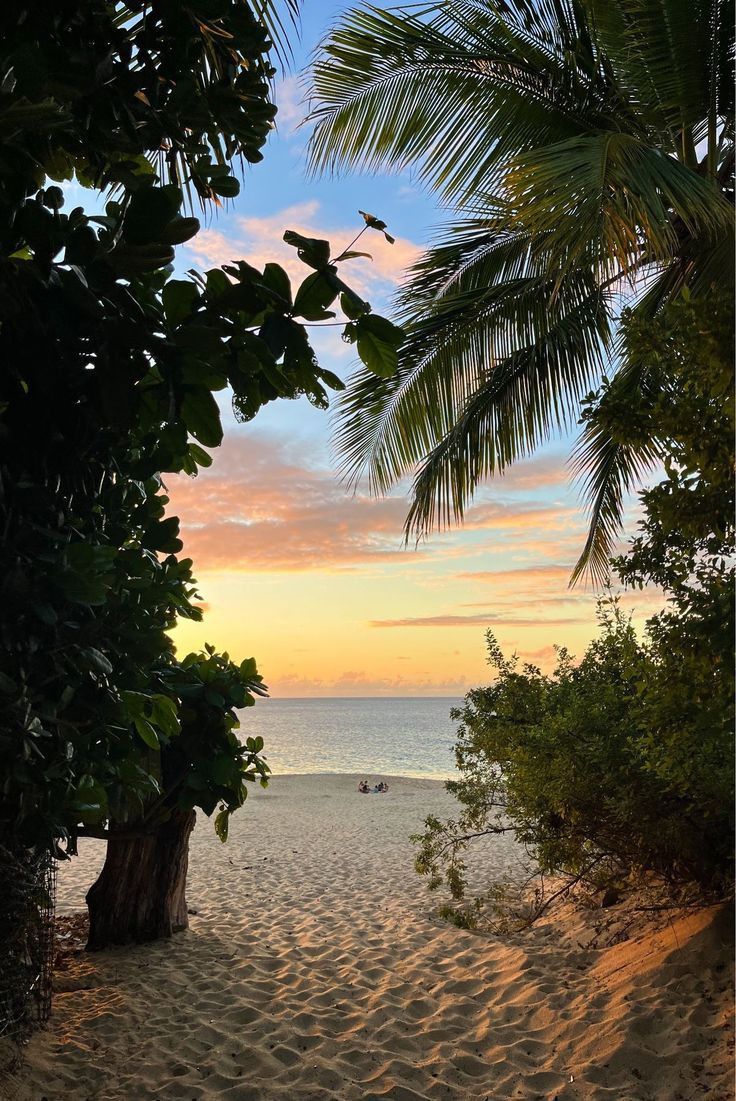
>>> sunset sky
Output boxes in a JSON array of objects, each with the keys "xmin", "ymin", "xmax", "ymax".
[{"xmin": 167, "ymin": 2, "xmax": 663, "ymax": 696}]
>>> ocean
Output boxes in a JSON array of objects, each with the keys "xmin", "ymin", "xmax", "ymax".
[{"xmin": 235, "ymin": 696, "xmax": 463, "ymax": 781}]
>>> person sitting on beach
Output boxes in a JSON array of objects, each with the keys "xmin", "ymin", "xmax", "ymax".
[
  {"xmin": 373, "ymin": 782, "xmax": 388, "ymax": 793},
  {"xmin": 358, "ymin": 780, "xmax": 370, "ymax": 793}
]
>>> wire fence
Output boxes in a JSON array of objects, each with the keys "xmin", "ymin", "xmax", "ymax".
[{"xmin": 0, "ymin": 843, "xmax": 56, "ymax": 1040}]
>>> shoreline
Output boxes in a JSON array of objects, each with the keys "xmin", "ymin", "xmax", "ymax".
[
  {"xmin": 7, "ymin": 773, "xmax": 733, "ymax": 1101},
  {"xmin": 248, "ymin": 769, "xmax": 457, "ymax": 784}
]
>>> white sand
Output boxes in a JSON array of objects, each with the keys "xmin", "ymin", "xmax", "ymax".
[{"xmin": 6, "ymin": 774, "xmax": 734, "ymax": 1100}]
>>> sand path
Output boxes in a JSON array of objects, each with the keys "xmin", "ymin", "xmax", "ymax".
[{"xmin": 7, "ymin": 775, "xmax": 733, "ymax": 1101}]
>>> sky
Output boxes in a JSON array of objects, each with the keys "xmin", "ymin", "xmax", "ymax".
[{"xmin": 166, "ymin": 1, "xmax": 662, "ymax": 697}]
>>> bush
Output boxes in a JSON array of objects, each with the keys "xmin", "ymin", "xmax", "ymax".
[{"xmin": 416, "ymin": 295, "xmax": 734, "ymax": 910}]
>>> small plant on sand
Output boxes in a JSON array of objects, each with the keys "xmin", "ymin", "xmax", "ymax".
[{"xmin": 436, "ymin": 901, "xmax": 481, "ymax": 931}]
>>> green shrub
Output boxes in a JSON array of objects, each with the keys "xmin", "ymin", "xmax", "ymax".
[{"xmin": 416, "ymin": 295, "xmax": 734, "ymax": 908}]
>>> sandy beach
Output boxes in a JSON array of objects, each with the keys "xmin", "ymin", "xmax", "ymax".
[{"xmin": 5, "ymin": 774, "xmax": 733, "ymax": 1101}]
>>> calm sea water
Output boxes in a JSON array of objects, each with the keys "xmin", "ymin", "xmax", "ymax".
[{"xmin": 236, "ymin": 697, "xmax": 463, "ymax": 781}]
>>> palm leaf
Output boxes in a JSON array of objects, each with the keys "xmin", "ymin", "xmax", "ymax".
[
  {"xmin": 334, "ymin": 232, "xmax": 610, "ymax": 522},
  {"xmin": 570, "ymin": 425, "xmax": 661, "ymax": 586},
  {"xmin": 315, "ymin": 0, "xmax": 734, "ymax": 582},
  {"xmin": 403, "ymin": 283, "xmax": 611, "ymax": 538},
  {"xmin": 308, "ymin": 1, "xmax": 632, "ymax": 204},
  {"xmin": 250, "ymin": 0, "xmax": 301, "ymax": 66}
]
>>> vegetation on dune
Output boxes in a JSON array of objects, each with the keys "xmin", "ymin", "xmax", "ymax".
[
  {"xmin": 0, "ymin": 0, "xmax": 402, "ymax": 958},
  {"xmin": 308, "ymin": 0, "xmax": 734, "ymax": 580},
  {"xmin": 414, "ymin": 297, "xmax": 734, "ymax": 920}
]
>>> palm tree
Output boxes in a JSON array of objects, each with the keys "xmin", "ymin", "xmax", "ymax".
[{"xmin": 307, "ymin": 0, "xmax": 734, "ymax": 581}]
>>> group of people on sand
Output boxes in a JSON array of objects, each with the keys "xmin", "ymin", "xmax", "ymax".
[{"xmin": 357, "ymin": 780, "xmax": 389, "ymax": 794}]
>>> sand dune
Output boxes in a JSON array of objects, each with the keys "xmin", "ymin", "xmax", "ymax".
[{"xmin": 5, "ymin": 774, "xmax": 733, "ymax": 1100}]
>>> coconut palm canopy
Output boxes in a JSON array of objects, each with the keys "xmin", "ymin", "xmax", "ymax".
[{"xmin": 308, "ymin": 0, "xmax": 734, "ymax": 581}]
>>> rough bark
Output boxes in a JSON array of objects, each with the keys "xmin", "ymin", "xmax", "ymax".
[{"xmin": 86, "ymin": 808, "xmax": 195, "ymax": 949}]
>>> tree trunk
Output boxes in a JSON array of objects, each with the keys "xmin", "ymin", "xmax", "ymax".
[{"xmin": 86, "ymin": 808, "xmax": 195, "ymax": 949}]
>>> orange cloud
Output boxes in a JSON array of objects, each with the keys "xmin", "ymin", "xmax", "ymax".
[
  {"xmin": 166, "ymin": 433, "xmax": 580, "ymax": 574},
  {"xmin": 167, "ymin": 432, "xmax": 414, "ymax": 571},
  {"xmin": 485, "ymin": 452, "xmax": 571, "ymax": 491},
  {"xmin": 270, "ymin": 670, "xmax": 472, "ymax": 695},
  {"xmin": 458, "ymin": 564, "xmax": 573, "ymax": 584},
  {"xmin": 520, "ymin": 645, "xmax": 560, "ymax": 666},
  {"xmin": 370, "ymin": 613, "xmax": 589, "ymax": 628},
  {"xmin": 452, "ymin": 561, "xmax": 667, "ymax": 630},
  {"xmin": 461, "ymin": 503, "xmax": 578, "ymax": 534}
]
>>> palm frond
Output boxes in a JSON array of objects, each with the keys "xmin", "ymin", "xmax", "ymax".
[
  {"xmin": 506, "ymin": 131, "xmax": 733, "ymax": 284},
  {"xmin": 570, "ymin": 423, "xmax": 660, "ymax": 585},
  {"xmin": 402, "ymin": 284, "xmax": 611, "ymax": 538},
  {"xmin": 318, "ymin": 0, "xmax": 734, "ymax": 581},
  {"xmin": 249, "ymin": 0, "xmax": 300, "ymax": 66},
  {"xmin": 333, "ymin": 218, "xmax": 610, "ymax": 495},
  {"xmin": 308, "ymin": 1, "xmax": 630, "ymax": 203},
  {"xmin": 594, "ymin": 0, "xmax": 734, "ymax": 153}
]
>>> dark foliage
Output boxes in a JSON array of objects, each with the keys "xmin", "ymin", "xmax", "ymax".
[{"xmin": 0, "ymin": 2, "xmax": 402, "ymax": 857}]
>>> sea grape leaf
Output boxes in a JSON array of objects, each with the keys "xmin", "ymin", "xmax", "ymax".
[{"xmin": 283, "ymin": 230, "xmax": 331, "ymax": 270}]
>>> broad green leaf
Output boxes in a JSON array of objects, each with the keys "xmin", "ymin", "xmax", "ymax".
[
  {"xmin": 210, "ymin": 756, "xmax": 238, "ymax": 785},
  {"xmin": 135, "ymin": 716, "xmax": 160, "ymax": 749},
  {"xmin": 260, "ymin": 263, "xmax": 292, "ymax": 306},
  {"xmin": 356, "ymin": 323, "xmax": 400, "ymax": 379},
  {"xmin": 162, "ymin": 280, "xmax": 198, "ymax": 326},
  {"xmin": 121, "ymin": 691, "xmax": 146, "ymax": 718},
  {"xmin": 214, "ymin": 809, "xmax": 230, "ymax": 842},
  {"xmin": 283, "ymin": 230, "xmax": 331, "ymax": 270},
  {"xmin": 206, "ymin": 268, "xmax": 231, "ymax": 298},
  {"xmin": 188, "ymin": 442, "xmax": 213, "ymax": 468},
  {"xmin": 210, "ymin": 175, "xmax": 240, "ymax": 198},
  {"xmin": 59, "ymin": 572, "xmax": 110, "ymax": 604},
  {"xmin": 239, "ymin": 657, "xmax": 258, "ymax": 678},
  {"xmin": 259, "ymin": 313, "xmax": 291, "ymax": 359},
  {"xmin": 74, "ymin": 777, "xmax": 109, "ymax": 825},
  {"xmin": 109, "ymin": 242, "xmax": 176, "ymax": 274},
  {"xmin": 173, "ymin": 325, "xmax": 224, "ymax": 357},
  {"xmin": 160, "ymin": 216, "xmax": 200, "ymax": 246},
  {"xmin": 84, "ymin": 648, "xmax": 113, "ymax": 676},
  {"xmin": 123, "ymin": 185, "xmax": 182, "ymax": 245},
  {"xmin": 359, "ymin": 313, "xmax": 405, "ymax": 346},
  {"xmin": 181, "ymin": 389, "xmax": 224, "ymax": 447},
  {"xmin": 292, "ymin": 271, "xmax": 339, "ymax": 320},
  {"xmin": 318, "ymin": 367, "xmax": 345, "ymax": 392},
  {"xmin": 150, "ymin": 695, "xmax": 180, "ymax": 738},
  {"xmin": 340, "ymin": 289, "xmax": 370, "ymax": 320}
]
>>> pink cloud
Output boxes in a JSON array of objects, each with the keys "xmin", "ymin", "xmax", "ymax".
[
  {"xmin": 452, "ymin": 561, "xmax": 666, "ymax": 627},
  {"xmin": 520, "ymin": 644, "xmax": 560, "ymax": 665},
  {"xmin": 167, "ymin": 432, "xmax": 415, "ymax": 571},
  {"xmin": 461, "ymin": 503, "xmax": 578, "ymax": 534},
  {"xmin": 166, "ymin": 432, "xmax": 580, "ymax": 574},
  {"xmin": 485, "ymin": 452, "xmax": 570, "ymax": 491},
  {"xmin": 184, "ymin": 200, "xmax": 419, "ymax": 302}
]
